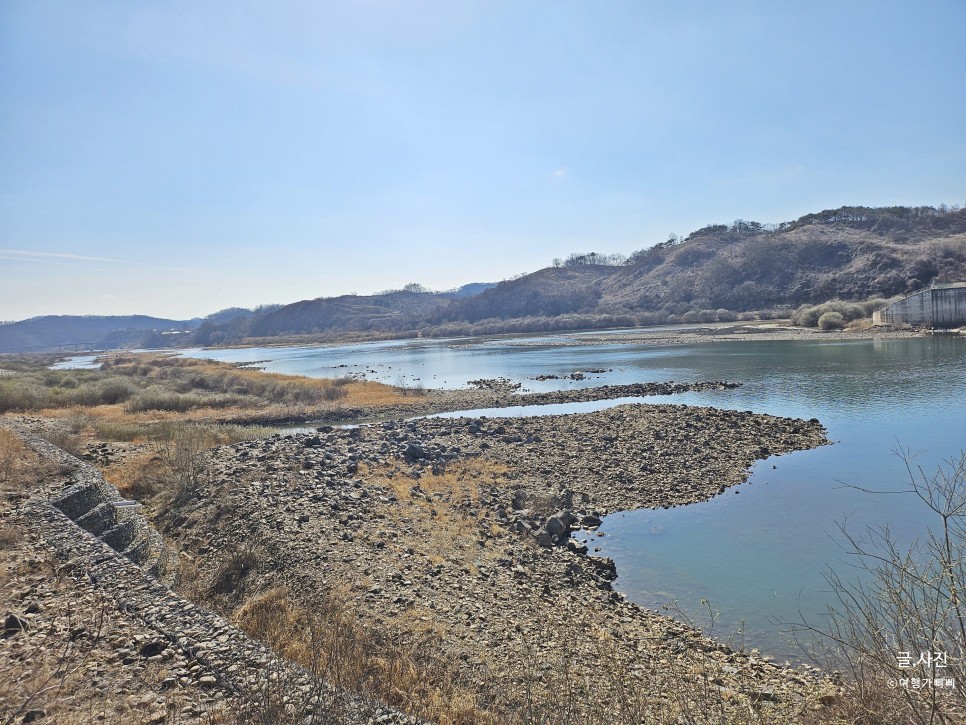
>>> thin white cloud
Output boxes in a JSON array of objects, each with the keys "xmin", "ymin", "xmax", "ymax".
[
  {"xmin": 552, "ymin": 168, "xmax": 568, "ymax": 180},
  {"xmin": 0, "ymin": 249, "xmax": 192, "ymax": 273},
  {"xmin": 0, "ymin": 249, "xmax": 129, "ymax": 263}
]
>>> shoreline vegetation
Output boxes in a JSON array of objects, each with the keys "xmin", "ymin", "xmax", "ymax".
[
  {"xmin": 171, "ymin": 315, "xmax": 940, "ymax": 352},
  {"xmin": 2, "ymin": 330, "xmax": 964, "ymax": 722}
]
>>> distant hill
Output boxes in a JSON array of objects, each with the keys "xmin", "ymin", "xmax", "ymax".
[
  {"xmin": 0, "ymin": 306, "xmax": 290, "ymax": 354},
  {"xmin": 195, "ymin": 305, "xmax": 283, "ymax": 326},
  {"xmin": 0, "ymin": 315, "xmax": 191, "ymax": 353},
  {"xmin": 429, "ymin": 205, "xmax": 966, "ymax": 331},
  {"xmin": 192, "ymin": 285, "xmax": 497, "ymax": 345},
  {"xmin": 431, "ymin": 267, "xmax": 613, "ymax": 323},
  {"xmin": 247, "ymin": 291, "xmax": 450, "ymax": 338},
  {"xmin": 594, "ymin": 206, "xmax": 966, "ymax": 313},
  {"xmin": 5, "ymin": 206, "xmax": 964, "ymax": 353},
  {"xmin": 438, "ymin": 282, "xmax": 498, "ymax": 299},
  {"xmin": 161, "ymin": 205, "xmax": 966, "ymax": 345}
]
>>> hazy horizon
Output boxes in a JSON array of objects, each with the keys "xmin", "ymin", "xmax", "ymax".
[{"xmin": 3, "ymin": 1, "xmax": 964, "ymax": 320}]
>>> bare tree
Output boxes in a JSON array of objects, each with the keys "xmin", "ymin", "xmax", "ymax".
[{"xmin": 793, "ymin": 449, "xmax": 966, "ymax": 724}]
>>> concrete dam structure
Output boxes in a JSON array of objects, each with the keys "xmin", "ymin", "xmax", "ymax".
[{"xmin": 873, "ymin": 282, "xmax": 966, "ymax": 328}]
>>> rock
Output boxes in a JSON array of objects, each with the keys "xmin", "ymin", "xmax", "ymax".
[
  {"xmin": 533, "ymin": 529, "xmax": 554, "ymax": 548},
  {"xmin": 2, "ymin": 613, "xmax": 28, "ymax": 637},
  {"xmin": 403, "ymin": 442, "xmax": 427, "ymax": 462},
  {"xmin": 590, "ymin": 557, "xmax": 618, "ymax": 580},
  {"xmin": 545, "ymin": 517, "xmax": 567, "ymax": 536},
  {"xmin": 750, "ymin": 686, "xmax": 778, "ymax": 702},
  {"xmin": 567, "ymin": 539, "xmax": 588, "ymax": 555},
  {"xmin": 139, "ymin": 640, "xmax": 165, "ymax": 658},
  {"xmin": 545, "ymin": 510, "xmax": 576, "ymax": 536}
]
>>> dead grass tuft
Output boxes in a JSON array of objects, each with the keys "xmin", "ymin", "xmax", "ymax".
[
  {"xmin": 100, "ymin": 451, "xmax": 165, "ymax": 500},
  {"xmin": 233, "ymin": 586, "xmax": 496, "ymax": 724},
  {"xmin": 0, "ymin": 427, "xmax": 27, "ymax": 483}
]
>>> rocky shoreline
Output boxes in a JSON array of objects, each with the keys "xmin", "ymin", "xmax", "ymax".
[
  {"xmin": 204, "ymin": 320, "xmax": 934, "ymax": 355},
  {"xmin": 242, "ymin": 379, "xmax": 744, "ymax": 426},
  {"xmin": 3, "ymin": 372, "xmax": 844, "ymax": 722},
  {"xmin": 151, "ymin": 398, "xmax": 836, "ymax": 720}
]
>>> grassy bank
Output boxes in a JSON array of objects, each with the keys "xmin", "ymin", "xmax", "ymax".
[{"xmin": 0, "ymin": 353, "xmax": 416, "ymax": 429}]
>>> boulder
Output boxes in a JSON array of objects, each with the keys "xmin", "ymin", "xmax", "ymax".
[
  {"xmin": 545, "ymin": 517, "xmax": 567, "ymax": 536},
  {"xmin": 2, "ymin": 613, "xmax": 28, "ymax": 637},
  {"xmin": 403, "ymin": 442, "xmax": 427, "ymax": 462},
  {"xmin": 533, "ymin": 529, "xmax": 554, "ymax": 548},
  {"xmin": 567, "ymin": 539, "xmax": 588, "ymax": 555}
]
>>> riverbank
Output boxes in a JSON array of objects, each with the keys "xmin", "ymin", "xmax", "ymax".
[
  {"xmin": 199, "ymin": 319, "xmax": 935, "ymax": 354},
  {"xmin": 128, "ymin": 401, "xmax": 837, "ymax": 722},
  {"xmin": 7, "ymin": 332, "xmax": 964, "ymax": 722}
]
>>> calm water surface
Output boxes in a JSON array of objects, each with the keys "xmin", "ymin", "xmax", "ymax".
[{"xmin": 173, "ymin": 334, "xmax": 966, "ymax": 661}]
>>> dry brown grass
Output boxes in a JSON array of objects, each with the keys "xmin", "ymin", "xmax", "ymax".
[
  {"xmin": 3, "ymin": 353, "xmax": 417, "ymax": 427},
  {"xmin": 100, "ymin": 451, "xmax": 164, "ymax": 499},
  {"xmin": 362, "ymin": 459, "xmax": 509, "ymax": 567},
  {"xmin": 0, "ymin": 426, "xmax": 27, "ymax": 483},
  {"xmin": 0, "ymin": 427, "xmax": 52, "ymax": 502},
  {"xmin": 233, "ymin": 586, "xmax": 495, "ymax": 725},
  {"xmin": 367, "ymin": 458, "xmax": 507, "ymax": 503},
  {"xmin": 206, "ymin": 460, "xmax": 514, "ymax": 723}
]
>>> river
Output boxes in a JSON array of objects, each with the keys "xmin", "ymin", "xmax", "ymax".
[{"xmin": 99, "ymin": 332, "xmax": 966, "ymax": 661}]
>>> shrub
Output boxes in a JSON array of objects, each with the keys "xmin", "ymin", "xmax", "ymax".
[
  {"xmin": 40, "ymin": 429, "xmax": 83, "ymax": 457},
  {"xmin": 0, "ymin": 381, "xmax": 42, "ymax": 413},
  {"xmin": 321, "ymin": 383, "xmax": 348, "ymax": 402},
  {"xmin": 125, "ymin": 389, "xmax": 196, "ymax": 412},
  {"xmin": 212, "ymin": 546, "xmax": 260, "ymax": 596},
  {"xmin": 124, "ymin": 388, "xmax": 253, "ymax": 412},
  {"xmin": 93, "ymin": 421, "xmax": 152, "ymax": 442},
  {"xmin": 95, "ymin": 377, "xmax": 137, "ymax": 404},
  {"xmin": 792, "ymin": 299, "xmax": 872, "ymax": 327},
  {"xmin": 859, "ymin": 297, "xmax": 889, "ymax": 316},
  {"xmin": 151, "ymin": 422, "xmax": 211, "ymax": 503},
  {"xmin": 818, "ymin": 311, "xmax": 846, "ymax": 330}
]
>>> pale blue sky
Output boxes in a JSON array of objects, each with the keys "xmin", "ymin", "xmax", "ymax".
[{"xmin": 1, "ymin": 0, "xmax": 964, "ymax": 320}]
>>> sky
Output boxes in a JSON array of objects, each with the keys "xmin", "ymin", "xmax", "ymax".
[{"xmin": 1, "ymin": 0, "xmax": 964, "ymax": 321}]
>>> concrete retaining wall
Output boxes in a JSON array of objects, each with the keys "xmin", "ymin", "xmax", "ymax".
[{"xmin": 873, "ymin": 284, "xmax": 966, "ymax": 327}]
